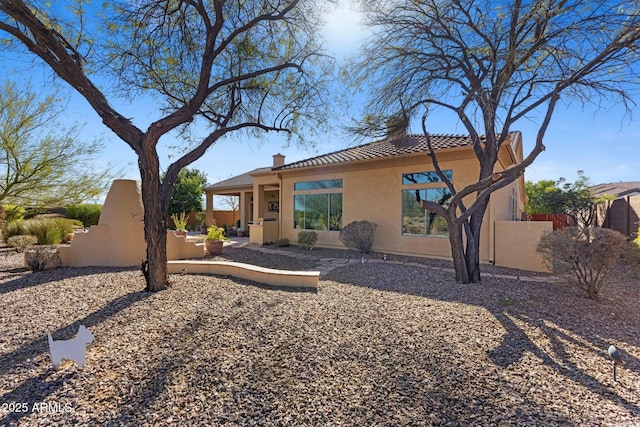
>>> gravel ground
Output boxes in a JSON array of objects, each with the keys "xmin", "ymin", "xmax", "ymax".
[{"xmin": 0, "ymin": 246, "xmax": 639, "ymax": 426}]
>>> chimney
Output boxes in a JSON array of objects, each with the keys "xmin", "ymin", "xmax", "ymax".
[
  {"xmin": 273, "ymin": 153, "xmax": 285, "ymax": 167},
  {"xmin": 386, "ymin": 111, "xmax": 409, "ymax": 140}
]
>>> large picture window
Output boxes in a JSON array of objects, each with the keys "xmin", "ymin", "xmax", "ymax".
[
  {"xmin": 294, "ymin": 193, "xmax": 342, "ymax": 230},
  {"xmin": 402, "ymin": 188, "xmax": 451, "ymax": 236}
]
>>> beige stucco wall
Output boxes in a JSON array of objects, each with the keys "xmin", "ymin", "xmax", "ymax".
[
  {"xmin": 278, "ymin": 149, "xmax": 518, "ymax": 263},
  {"xmin": 494, "ymin": 221, "xmax": 552, "ymax": 272},
  {"xmin": 59, "ymin": 179, "xmax": 204, "ymax": 267},
  {"xmin": 168, "ymin": 260, "xmax": 319, "ymax": 289}
]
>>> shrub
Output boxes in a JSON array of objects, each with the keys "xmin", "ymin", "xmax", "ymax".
[
  {"xmin": 339, "ymin": 220, "xmax": 378, "ymax": 253},
  {"xmin": 206, "ymin": 220, "xmax": 227, "ymax": 241},
  {"xmin": 171, "ymin": 211, "xmax": 189, "ymax": 231},
  {"xmin": 0, "ymin": 205, "xmax": 4, "ymax": 231},
  {"xmin": 25, "ymin": 246, "xmax": 61, "ymax": 272},
  {"xmin": 298, "ymin": 231, "xmax": 318, "ymax": 250},
  {"xmin": 65, "ymin": 204, "xmax": 102, "ymax": 226},
  {"xmin": 275, "ymin": 238, "xmax": 290, "ymax": 247},
  {"xmin": 2, "ymin": 205, "xmax": 25, "ymax": 223},
  {"xmin": 537, "ymin": 226, "xmax": 628, "ymax": 299},
  {"xmin": 3, "ymin": 218, "xmax": 79, "ymax": 245},
  {"xmin": 7, "ymin": 235, "xmax": 37, "ymax": 252}
]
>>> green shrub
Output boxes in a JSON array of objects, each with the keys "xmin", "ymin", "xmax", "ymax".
[
  {"xmin": 3, "ymin": 218, "xmax": 79, "ymax": 245},
  {"xmin": 7, "ymin": 235, "xmax": 38, "ymax": 252},
  {"xmin": 65, "ymin": 204, "xmax": 101, "ymax": 227},
  {"xmin": 3, "ymin": 205, "xmax": 25, "ymax": 223},
  {"xmin": 206, "ymin": 220, "xmax": 227, "ymax": 241},
  {"xmin": 275, "ymin": 238, "xmax": 290, "ymax": 247},
  {"xmin": 537, "ymin": 226, "xmax": 628, "ymax": 299},
  {"xmin": 171, "ymin": 211, "xmax": 189, "ymax": 231},
  {"xmin": 339, "ymin": 220, "xmax": 378, "ymax": 253},
  {"xmin": 0, "ymin": 205, "xmax": 4, "ymax": 231},
  {"xmin": 298, "ymin": 231, "xmax": 318, "ymax": 250}
]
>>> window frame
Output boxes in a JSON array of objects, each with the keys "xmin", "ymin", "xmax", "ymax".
[
  {"xmin": 293, "ymin": 179, "xmax": 343, "ymax": 231},
  {"xmin": 401, "ymin": 170, "xmax": 452, "ymax": 237}
]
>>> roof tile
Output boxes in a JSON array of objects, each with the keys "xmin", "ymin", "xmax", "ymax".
[{"xmin": 274, "ymin": 134, "xmax": 480, "ymax": 170}]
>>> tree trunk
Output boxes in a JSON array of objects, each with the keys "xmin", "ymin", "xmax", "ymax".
[
  {"xmin": 449, "ymin": 220, "xmax": 470, "ymax": 283},
  {"xmin": 464, "ymin": 196, "xmax": 490, "ymax": 283},
  {"xmin": 139, "ymin": 148, "xmax": 169, "ymax": 292}
]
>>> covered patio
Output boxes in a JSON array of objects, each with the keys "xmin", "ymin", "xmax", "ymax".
[{"xmin": 203, "ymin": 154, "xmax": 284, "ymax": 244}]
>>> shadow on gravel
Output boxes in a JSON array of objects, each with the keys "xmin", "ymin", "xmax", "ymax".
[
  {"xmin": 0, "ymin": 290, "xmax": 150, "ymax": 424},
  {"xmin": 0, "ymin": 266, "xmax": 137, "ymax": 296},
  {"xmin": 103, "ymin": 315, "xmax": 211, "ymax": 425},
  {"xmin": 323, "ymin": 263, "xmax": 640, "ymax": 420}
]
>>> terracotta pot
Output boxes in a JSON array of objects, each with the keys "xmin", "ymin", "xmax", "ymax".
[
  {"xmin": 174, "ymin": 230, "xmax": 188, "ymax": 238},
  {"xmin": 205, "ymin": 239, "xmax": 223, "ymax": 256}
]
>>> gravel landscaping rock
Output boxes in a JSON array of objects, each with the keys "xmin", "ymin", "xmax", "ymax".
[{"xmin": 0, "ymin": 246, "xmax": 638, "ymax": 426}]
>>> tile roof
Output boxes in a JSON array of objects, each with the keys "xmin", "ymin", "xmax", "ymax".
[
  {"xmin": 273, "ymin": 134, "xmax": 479, "ymax": 171},
  {"xmin": 590, "ymin": 182, "xmax": 640, "ymax": 198},
  {"xmin": 203, "ymin": 167, "xmax": 271, "ymax": 190}
]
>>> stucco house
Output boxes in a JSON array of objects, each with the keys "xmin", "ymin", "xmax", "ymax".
[{"xmin": 204, "ymin": 131, "xmax": 549, "ymax": 271}]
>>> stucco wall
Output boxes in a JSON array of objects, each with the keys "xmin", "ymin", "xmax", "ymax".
[
  {"xmin": 59, "ymin": 180, "xmax": 204, "ymax": 267},
  {"xmin": 279, "ymin": 151, "xmax": 519, "ymax": 263},
  {"xmin": 494, "ymin": 221, "xmax": 552, "ymax": 272}
]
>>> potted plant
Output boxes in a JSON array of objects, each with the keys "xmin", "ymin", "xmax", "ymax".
[
  {"xmin": 171, "ymin": 212, "xmax": 189, "ymax": 237},
  {"xmin": 205, "ymin": 220, "xmax": 227, "ymax": 256}
]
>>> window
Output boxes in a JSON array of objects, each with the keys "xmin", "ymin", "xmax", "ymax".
[
  {"xmin": 294, "ymin": 193, "xmax": 342, "ymax": 230},
  {"xmin": 402, "ymin": 170, "xmax": 452, "ymax": 185},
  {"xmin": 294, "ymin": 179, "xmax": 343, "ymax": 191},
  {"xmin": 402, "ymin": 188, "xmax": 451, "ymax": 236},
  {"xmin": 508, "ymin": 187, "xmax": 519, "ymax": 221},
  {"xmin": 402, "ymin": 170, "xmax": 452, "ymax": 236}
]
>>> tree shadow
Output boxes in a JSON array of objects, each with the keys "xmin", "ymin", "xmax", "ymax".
[
  {"xmin": 0, "ymin": 265, "xmax": 138, "ymax": 296},
  {"xmin": 0, "ymin": 288, "xmax": 150, "ymax": 425},
  {"xmin": 103, "ymin": 314, "xmax": 210, "ymax": 425},
  {"xmin": 323, "ymin": 263, "xmax": 640, "ymax": 419}
]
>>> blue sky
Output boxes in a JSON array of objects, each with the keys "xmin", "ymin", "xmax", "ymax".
[{"xmin": 2, "ymin": 2, "xmax": 639, "ymax": 195}]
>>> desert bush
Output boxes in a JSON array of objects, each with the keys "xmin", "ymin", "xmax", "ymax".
[
  {"xmin": 2, "ymin": 205, "xmax": 25, "ymax": 223},
  {"xmin": 627, "ymin": 224, "xmax": 640, "ymax": 277},
  {"xmin": 298, "ymin": 231, "xmax": 318, "ymax": 250},
  {"xmin": 65, "ymin": 204, "xmax": 101, "ymax": 226},
  {"xmin": 537, "ymin": 226, "xmax": 628, "ymax": 299},
  {"xmin": 25, "ymin": 246, "xmax": 62, "ymax": 272},
  {"xmin": 7, "ymin": 235, "xmax": 38, "ymax": 252},
  {"xmin": 339, "ymin": 220, "xmax": 378, "ymax": 253},
  {"xmin": 275, "ymin": 238, "xmax": 290, "ymax": 247},
  {"xmin": 3, "ymin": 218, "xmax": 79, "ymax": 244}
]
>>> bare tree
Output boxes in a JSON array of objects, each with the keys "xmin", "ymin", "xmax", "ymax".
[
  {"xmin": 218, "ymin": 195, "xmax": 240, "ymax": 226},
  {"xmin": 0, "ymin": 0, "xmax": 332, "ymax": 290},
  {"xmin": 349, "ymin": 0, "xmax": 640, "ymax": 283}
]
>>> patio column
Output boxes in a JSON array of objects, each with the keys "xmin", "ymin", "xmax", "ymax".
[
  {"xmin": 239, "ymin": 191, "xmax": 247, "ymax": 228},
  {"xmin": 254, "ymin": 183, "xmax": 265, "ymax": 223},
  {"xmin": 205, "ymin": 191, "xmax": 214, "ymax": 226}
]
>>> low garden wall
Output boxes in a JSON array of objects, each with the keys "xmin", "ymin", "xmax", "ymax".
[{"xmin": 494, "ymin": 220, "xmax": 552, "ymax": 272}]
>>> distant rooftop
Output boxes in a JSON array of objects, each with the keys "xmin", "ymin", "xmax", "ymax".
[
  {"xmin": 273, "ymin": 134, "xmax": 480, "ymax": 171},
  {"xmin": 591, "ymin": 182, "xmax": 640, "ymax": 198}
]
